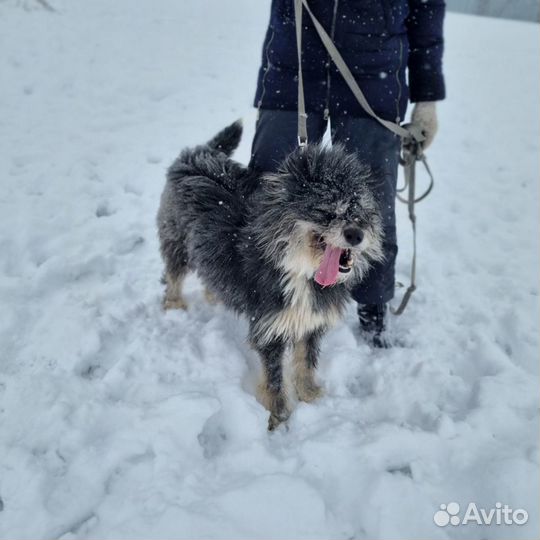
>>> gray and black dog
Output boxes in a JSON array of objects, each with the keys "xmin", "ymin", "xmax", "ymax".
[{"xmin": 157, "ymin": 121, "xmax": 384, "ymax": 430}]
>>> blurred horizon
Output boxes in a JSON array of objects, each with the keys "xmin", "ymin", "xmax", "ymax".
[{"xmin": 448, "ymin": 0, "xmax": 539, "ymax": 23}]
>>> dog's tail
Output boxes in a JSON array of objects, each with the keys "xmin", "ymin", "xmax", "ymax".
[
  {"xmin": 167, "ymin": 120, "xmax": 245, "ymax": 192},
  {"xmin": 207, "ymin": 120, "xmax": 243, "ymax": 157}
]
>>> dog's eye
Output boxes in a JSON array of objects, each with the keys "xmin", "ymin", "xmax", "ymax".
[
  {"xmin": 326, "ymin": 213, "xmax": 336, "ymax": 223},
  {"xmin": 310, "ymin": 207, "xmax": 337, "ymax": 226}
]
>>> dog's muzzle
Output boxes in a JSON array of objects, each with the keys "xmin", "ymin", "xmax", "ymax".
[
  {"xmin": 314, "ymin": 235, "xmax": 354, "ymax": 273},
  {"xmin": 312, "ymin": 233, "xmax": 356, "ymax": 287}
]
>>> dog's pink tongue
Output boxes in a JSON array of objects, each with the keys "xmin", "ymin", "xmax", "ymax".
[{"xmin": 315, "ymin": 245, "xmax": 342, "ymax": 287}]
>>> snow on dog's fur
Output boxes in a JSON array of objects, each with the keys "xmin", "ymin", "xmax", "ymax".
[{"xmin": 157, "ymin": 121, "xmax": 383, "ymax": 430}]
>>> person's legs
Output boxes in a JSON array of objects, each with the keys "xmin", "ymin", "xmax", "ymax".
[
  {"xmin": 251, "ymin": 111, "xmax": 399, "ymax": 347},
  {"xmin": 250, "ymin": 109, "xmax": 327, "ymax": 173},
  {"xmin": 331, "ymin": 116, "xmax": 400, "ymax": 305}
]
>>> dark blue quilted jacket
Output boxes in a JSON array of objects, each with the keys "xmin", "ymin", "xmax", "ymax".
[{"xmin": 254, "ymin": 0, "xmax": 446, "ymax": 122}]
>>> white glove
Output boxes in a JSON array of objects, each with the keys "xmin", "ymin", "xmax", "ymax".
[{"xmin": 410, "ymin": 101, "xmax": 438, "ymax": 150}]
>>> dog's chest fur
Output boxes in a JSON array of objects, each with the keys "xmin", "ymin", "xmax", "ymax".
[{"xmin": 257, "ymin": 272, "xmax": 343, "ymax": 344}]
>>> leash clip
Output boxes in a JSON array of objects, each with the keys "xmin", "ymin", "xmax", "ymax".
[{"xmin": 298, "ymin": 135, "xmax": 308, "ymax": 150}]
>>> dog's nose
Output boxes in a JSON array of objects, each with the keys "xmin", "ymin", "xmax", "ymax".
[{"xmin": 343, "ymin": 225, "xmax": 364, "ymax": 246}]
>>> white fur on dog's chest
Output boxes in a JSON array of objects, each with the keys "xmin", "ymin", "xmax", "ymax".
[{"xmin": 258, "ymin": 274, "xmax": 341, "ymax": 344}]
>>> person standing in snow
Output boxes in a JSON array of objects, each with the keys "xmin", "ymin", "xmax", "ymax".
[{"xmin": 250, "ymin": 0, "xmax": 445, "ymax": 347}]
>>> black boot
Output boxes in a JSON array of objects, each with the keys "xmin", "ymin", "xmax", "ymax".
[{"xmin": 358, "ymin": 303, "xmax": 390, "ymax": 348}]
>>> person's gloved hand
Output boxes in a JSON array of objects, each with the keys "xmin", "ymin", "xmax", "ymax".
[{"xmin": 410, "ymin": 101, "xmax": 438, "ymax": 150}]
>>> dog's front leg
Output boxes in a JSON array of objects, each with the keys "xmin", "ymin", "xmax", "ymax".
[
  {"xmin": 293, "ymin": 330, "xmax": 324, "ymax": 403},
  {"xmin": 252, "ymin": 337, "xmax": 290, "ymax": 431}
]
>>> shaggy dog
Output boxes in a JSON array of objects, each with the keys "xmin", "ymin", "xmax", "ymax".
[{"xmin": 157, "ymin": 121, "xmax": 383, "ymax": 430}]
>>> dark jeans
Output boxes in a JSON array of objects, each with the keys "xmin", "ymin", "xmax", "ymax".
[{"xmin": 250, "ymin": 109, "xmax": 400, "ymax": 305}]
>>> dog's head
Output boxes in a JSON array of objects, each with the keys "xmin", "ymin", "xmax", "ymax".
[{"xmin": 256, "ymin": 144, "xmax": 384, "ymax": 287}]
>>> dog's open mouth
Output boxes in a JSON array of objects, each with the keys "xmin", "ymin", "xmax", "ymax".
[
  {"xmin": 313, "ymin": 235, "xmax": 354, "ymax": 286},
  {"xmin": 338, "ymin": 249, "xmax": 353, "ymax": 273}
]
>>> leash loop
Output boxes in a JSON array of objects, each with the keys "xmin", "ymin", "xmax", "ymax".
[{"xmin": 397, "ymin": 123, "xmax": 434, "ymax": 204}]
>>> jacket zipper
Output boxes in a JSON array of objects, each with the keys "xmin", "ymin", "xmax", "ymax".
[
  {"xmin": 323, "ymin": 0, "xmax": 339, "ymax": 120},
  {"xmin": 394, "ymin": 37, "xmax": 403, "ymax": 124}
]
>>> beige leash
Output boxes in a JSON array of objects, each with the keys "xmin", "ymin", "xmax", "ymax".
[{"xmin": 293, "ymin": 0, "xmax": 434, "ymax": 314}]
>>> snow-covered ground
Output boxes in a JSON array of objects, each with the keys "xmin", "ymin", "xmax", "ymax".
[{"xmin": 0, "ymin": 1, "xmax": 539, "ymax": 539}]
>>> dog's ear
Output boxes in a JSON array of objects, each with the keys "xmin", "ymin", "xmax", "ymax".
[
  {"xmin": 280, "ymin": 147, "xmax": 311, "ymax": 185},
  {"xmin": 261, "ymin": 172, "xmax": 289, "ymax": 202}
]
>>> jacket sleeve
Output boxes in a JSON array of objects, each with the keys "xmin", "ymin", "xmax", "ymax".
[{"xmin": 406, "ymin": 0, "xmax": 446, "ymax": 102}]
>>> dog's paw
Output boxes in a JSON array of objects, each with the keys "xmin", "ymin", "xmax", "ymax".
[
  {"xmin": 295, "ymin": 378, "xmax": 324, "ymax": 403},
  {"xmin": 163, "ymin": 298, "xmax": 188, "ymax": 311},
  {"xmin": 268, "ymin": 411, "xmax": 290, "ymax": 431},
  {"xmin": 257, "ymin": 384, "xmax": 291, "ymax": 431}
]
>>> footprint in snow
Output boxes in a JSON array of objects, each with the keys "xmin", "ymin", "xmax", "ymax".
[
  {"xmin": 95, "ymin": 202, "xmax": 115, "ymax": 218},
  {"xmin": 198, "ymin": 412, "xmax": 227, "ymax": 459}
]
